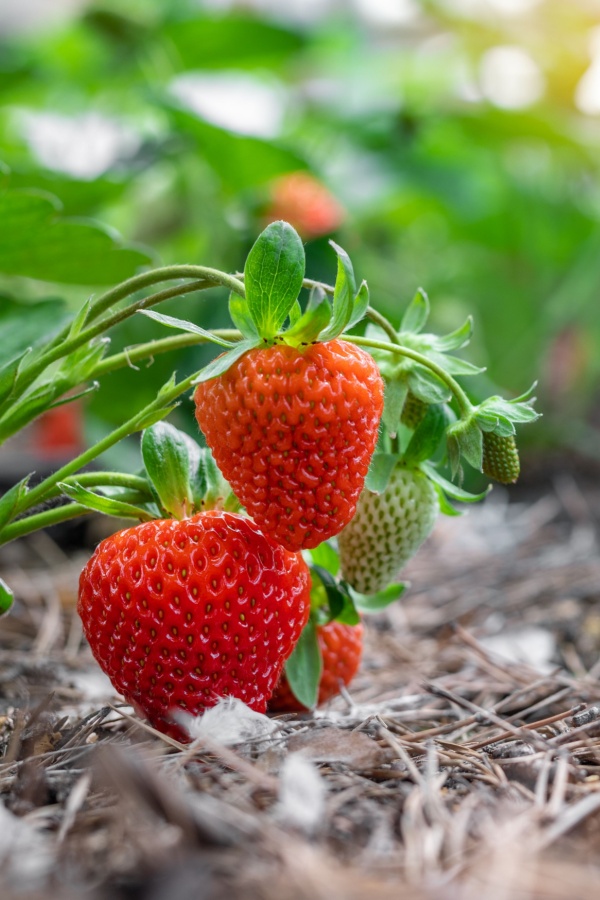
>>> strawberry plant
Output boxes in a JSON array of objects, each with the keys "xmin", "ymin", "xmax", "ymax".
[{"xmin": 0, "ymin": 217, "xmax": 539, "ymax": 725}]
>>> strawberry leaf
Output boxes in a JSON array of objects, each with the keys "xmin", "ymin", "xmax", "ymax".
[
  {"xmin": 365, "ymin": 453, "xmax": 397, "ymax": 494},
  {"xmin": 400, "ymin": 288, "xmax": 429, "ymax": 334},
  {"xmin": 317, "ymin": 240, "xmax": 356, "ymax": 341},
  {"xmin": 284, "ymin": 619, "xmax": 322, "ymax": 710},
  {"xmin": 403, "ymin": 404, "xmax": 447, "ymax": 466},
  {"xmin": 142, "ymin": 422, "xmax": 200, "ymax": 518},
  {"xmin": 139, "ymin": 310, "xmax": 237, "ymax": 348},
  {"xmin": 0, "ymin": 577, "xmax": 14, "ymax": 616},
  {"xmin": 312, "ymin": 566, "xmax": 361, "ymax": 625},
  {"xmin": 244, "ymin": 220, "xmax": 305, "ymax": 340},
  {"xmin": 58, "ymin": 482, "xmax": 155, "ymax": 521},
  {"xmin": 0, "ymin": 475, "xmax": 30, "ymax": 534},
  {"xmin": 308, "ymin": 541, "xmax": 340, "ymax": 577},
  {"xmin": 351, "ymin": 582, "xmax": 405, "ymax": 612}
]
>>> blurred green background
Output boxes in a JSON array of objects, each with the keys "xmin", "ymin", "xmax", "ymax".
[{"xmin": 1, "ymin": 0, "xmax": 600, "ymax": 474}]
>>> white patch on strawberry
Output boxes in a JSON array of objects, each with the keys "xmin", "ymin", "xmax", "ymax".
[{"xmin": 338, "ymin": 465, "xmax": 439, "ymax": 594}]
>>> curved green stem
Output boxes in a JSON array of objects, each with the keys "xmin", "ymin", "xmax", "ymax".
[
  {"xmin": 348, "ymin": 333, "xmax": 473, "ymax": 417},
  {"xmin": 92, "ymin": 330, "xmax": 242, "ymax": 378},
  {"xmin": 0, "ymin": 503, "xmax": 93, "ymax": 545},
  {"xmin": 365, "ymin": 307, "xmax": 401, "ymax": 345}
]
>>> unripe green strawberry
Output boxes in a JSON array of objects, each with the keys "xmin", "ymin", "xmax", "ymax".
[
  {"xmin": 193, "ymin": 340, "xmax": 384, "ymax": 552},
  {"xmin": 78, "ymin": 510, "xmax": 311, "ymax": 742},
  {"xmin": 269, "ymin": 620, "xmax": 363, "ymax": 712},
  {"xmin": 401, "ymin": 391, "xmax": 428, "ymax": 430},
  {"xmin": 338, "ymin": 465, "xmax": 439, "ymax": 595},
  {"xmin": 482, "ymin": 432, "xmax": 520, "ymax": 484}
]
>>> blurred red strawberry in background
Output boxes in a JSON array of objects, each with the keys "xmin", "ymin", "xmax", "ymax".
[{"xmin": 266, "ymin": 171, "xmax": 345, "ymax": 239}]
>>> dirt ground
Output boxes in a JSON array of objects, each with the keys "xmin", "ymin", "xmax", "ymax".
[{"xmin": 2, "ymin": 465, "xmax": 600, "ymax": 900}]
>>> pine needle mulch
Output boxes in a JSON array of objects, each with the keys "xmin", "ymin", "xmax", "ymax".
[{"xmin": 2, "ymin": 473, "xmax": 600, "ymax": 900}]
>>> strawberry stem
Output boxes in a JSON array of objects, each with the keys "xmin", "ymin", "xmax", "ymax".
[{"xmin": 349, "ymin": 333, "xmax": 473, "ymax": 417}]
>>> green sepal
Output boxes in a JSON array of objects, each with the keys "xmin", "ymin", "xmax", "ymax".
[
  {"xmin": 400, "ymin": 288, "xmax": 429, "ymax": 334},
  {"xmin": 229, "ymin": 291, "xmax": 259, "ymax": 341},
  {"xmin": 192, "ymin": 339, "xmax": 256, "ymax": 384},
  {"xmin": 429, "ymin": 317, "xmax": 473, "ymax": 352},
  {"xmin": 0, "ymin": 475, "xmax": 31, "ymax": 534},
  {"xmin": 288, "ymin": 298, "xmax": 302, "ymax": 327},
  {"xmin": 382, "ymin": 376, "xmax": 408, "ymax": 438},
  {"xmin": 311, "ymin": 566, "xmax": 360, "ymax": 626},
  {"xmin": 141, "ymin": 422, "xmax": 200, "ymax": 519},
  {"xmin": 350, "ymin": 582, "xmax": 406, "ymax": 612},
  {"xmin": 475, "ymin": 410, "xmax": 516, "ymax": 436},
  {"xmin": 58, "ymin": 482, "xmax": 155, "ymax": 521},
  {"xmin": 283, "ymin": 287, "xmax": 331, "ymax": 346},
  {"xmin": 447, "ymin": 418, "xmax": 483, "ymax": 473},
  {"xmin": 432, "ymin": 484, "xmax": 462, "ymax": 517},
  {"xmin": 202, "ymin": 447, "xmax": 233, "ymax": 510},
  {"xmin": 365, "ymin": 453, "xmax": 398, "ymax": 494},
  {"xmin": 403, "ymin": 404, "xmax": 447, "ymax": 466},
  {"xmin": 139, "ymin": 310, "xmax": 237, "ymax": 348},
  {"xmin": 407, "ymin": 364, "xmax": 452, "ymax": 404},
  {"xmin": 307, "ymin": 541, "xmax": 340, "ymax": 577},
  {"xmin": 317, "ymin": 240, "xmax": 356, "ymax": 341},
  {"xmin": 421, "ymin": 462, "xmax": 491, "ymax": 504},
  {"xmin": 0, "ymin": 348, "xmax": 31, "ymax": 409},
  {"xmin": 475, "ymin": 394, "xmax": 540, "ymax": 427},
  {"xmin": 0, "ymin": 577, "xmax": 14, "ymax": 616},
  {"xmin": 284, "ymin": 618, "xmax": 322, "ymax": 710},
  {"xmin": 66, "ymin": 298, "xmax": 92, "ymax": 340},
  {"xmin": 346, "ymin": 280, "xmax": 370, "ymax": 331},
  {"xmin": 244, "ymin": 220, "xmax": 305, "ymax": 340}
]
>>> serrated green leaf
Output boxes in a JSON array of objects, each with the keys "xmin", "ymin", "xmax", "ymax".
[
  {"xmin": 139, "ymin": 310, "xmax": 236, "ymax": 348},
  {"xmin": 382, "ymin": 376, "xmax": 408, "ymax": 438},
  {"xmin": 317, "ymin": 241, "xmax": 356, "ymax": 341},
  {"xmin": 346, "ymin": 280, "xmax": 370, "ymax": 331},
  {"xmin": 244, "ymin": 220, "xmax": 305, "ymax": 340},
  {"xmin": 365, "ymin": 453, "xmax": 397, "ymax": 494},
  {"xmin": 350, "ymin": 582, "xmax": 405, "ymax": 612},
  {"xmin": 0, "ymin": 475, "xmax": 31, "ymax": 533},
  {"xmin": 422, "ymin": 463, "xmax": 491, "ymax": 503},
  {"xmin": 192, "ymin": 339, "xmax": 256, "ymax": 384},
  {"xmin": 0, "ymin": 577, "xmax": 14, "ymax": 616},
  {"xmin": 284, "ymin": 619, "xmax": 322, "ymax": 710},
  {"xmin": 58, "ymin": 482, "xmax": 155, "ymax": 521},
  {"xmin": 400, "ymin": 288, "xmax": 429, "ymax": 334},
  {"xmin": 142, "ymin": 422, "xmax": 201, "ymax": 518},
  {"xmin": 228, "ymin": 291, "xmax": 258, "ymax": 341},
  {"xmin": 308, "ymin": 541, "xmax": 340, "ymax": 576},
  {"xmin": 403, "ymin": 404, "xmax": 447, "ymax": 466},
  {"xmin": 407, "ymin": 364, "xmax": 452, "ymax": 404}
]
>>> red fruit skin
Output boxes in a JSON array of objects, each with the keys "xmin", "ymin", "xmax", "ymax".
[
  {"xmin": 193, "ymin": 340, "xmax": 384, "ymax": 552},
  {"xmin": 77, "ymin": 511, "xmax": 311, "ymax": 741},
  {"xmin": 269, "ymin": 620, "xmax": 363, "ymax": 713}
]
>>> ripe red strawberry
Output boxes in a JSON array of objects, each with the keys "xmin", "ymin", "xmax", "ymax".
[
  {"xmin": 269, "ymin": 620, "xmax": 363, "ymax": 712},
  {"xmin": 193, "ymin": 340, "xmax": 384, "ymax": 552},
  {"xmin": 78, "ymin": 510, "xmax": 311, "ymax": 741}
]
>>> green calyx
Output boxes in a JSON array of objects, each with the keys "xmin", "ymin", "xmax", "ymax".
[
  {"xmin": 58, "ymin": 422, "xmax": 238, "ymax": 526},
  {"xmin": 138, "ymin": 221, "xmax": 371, "ymax": 385}
]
